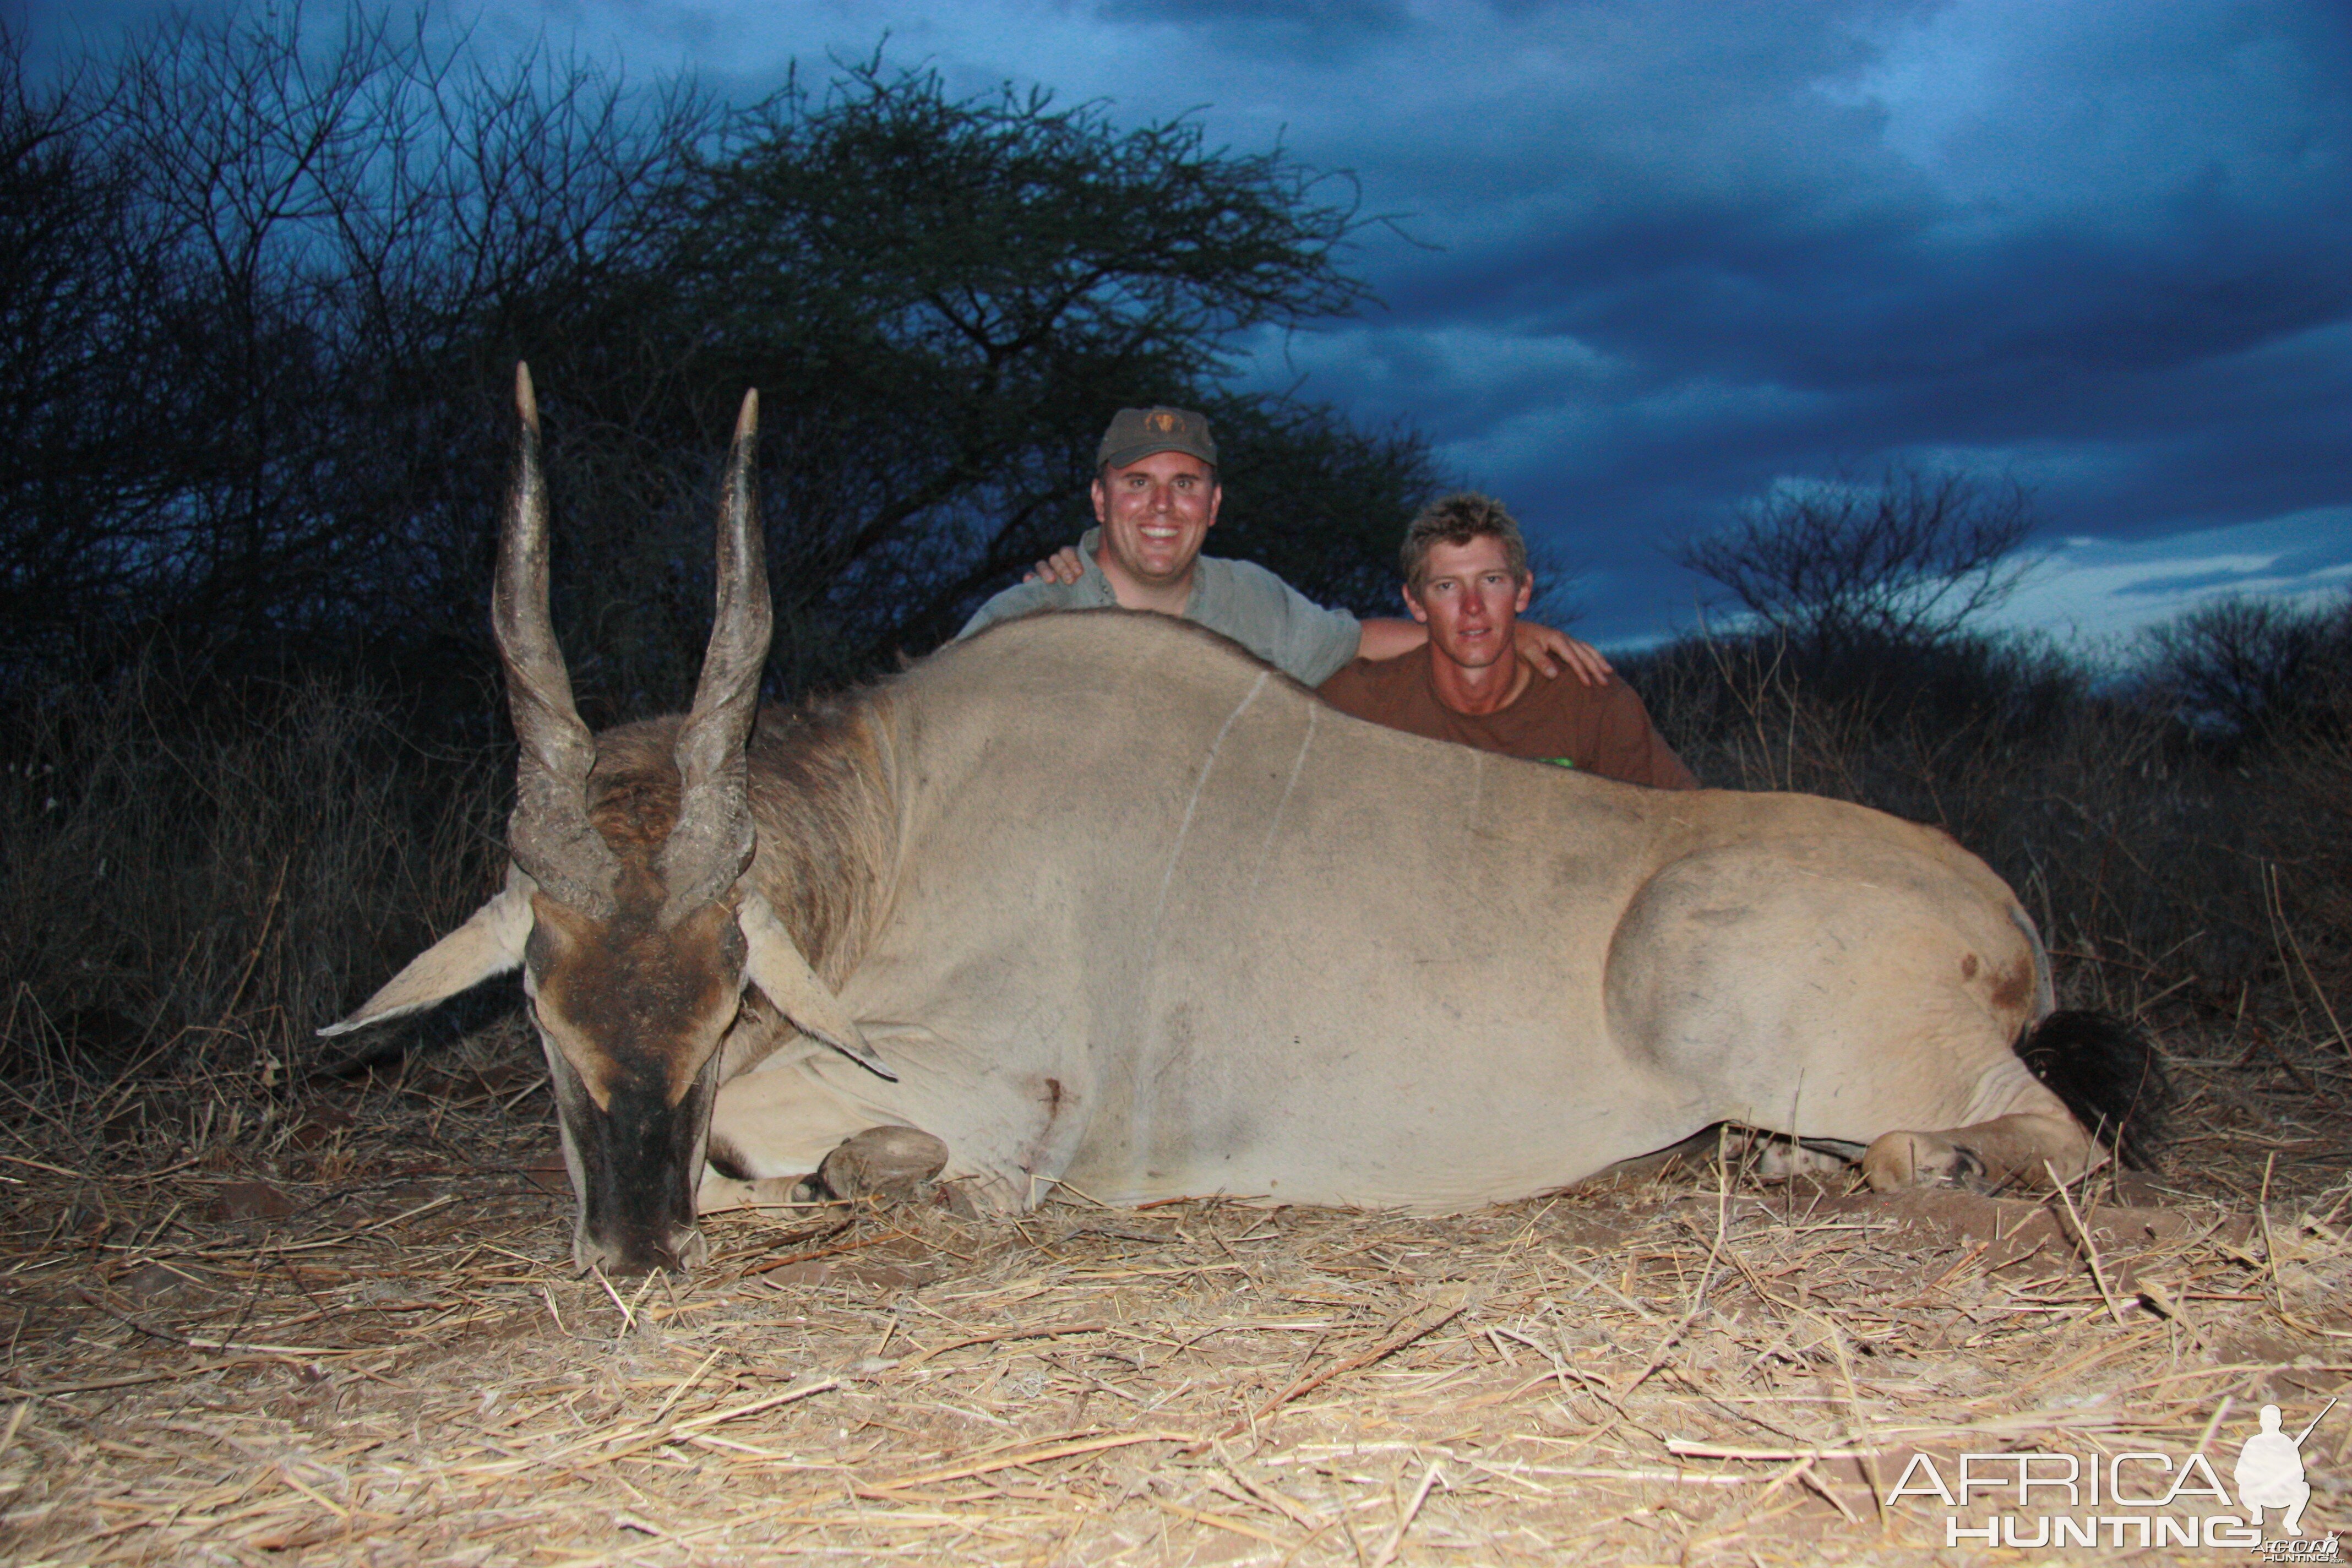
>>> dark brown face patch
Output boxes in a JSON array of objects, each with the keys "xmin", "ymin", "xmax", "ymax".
[
  {"xmin": 522, "ymin": 876, "xmax": 742, "ymax": 1276},
  {"xmin": 528, "ymin": 891, "xmax": 745, "ymax": 1110}
]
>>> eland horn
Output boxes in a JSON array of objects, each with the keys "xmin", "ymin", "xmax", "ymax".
[
  {"xmin": 657, "ymin": 390, "xmax": 771, "ymax": 927},
  {"xmin": 493, "ymin": 362, "xmax": 620, "ymax": 919}
]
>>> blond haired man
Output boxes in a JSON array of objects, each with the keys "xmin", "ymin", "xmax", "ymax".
[{"xmin": 1317, "ymin": 493, "xmax": 1696, "ymax": 788}]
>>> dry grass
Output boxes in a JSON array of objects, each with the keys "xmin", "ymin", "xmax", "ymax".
[
  {"xmin": 0, "ymin": 666, "xmax": 503, "ymax": 1091},
  {"xmin": 2, "ymin": 1018, "xmax": 2346, "ymax": 1566},
  {"xmin": 5, "ymin": 636, "xmax": 2347, "ymax": 1562}
]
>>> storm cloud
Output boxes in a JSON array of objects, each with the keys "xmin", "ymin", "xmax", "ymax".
[{"xmin": 30, "ymin": 0, "xmax": 2347, "ymax": 644}]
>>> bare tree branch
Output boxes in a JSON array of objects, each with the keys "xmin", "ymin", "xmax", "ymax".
[{"xmin": 1675, "ymin": 466, "xmax": 2041, "ymax": 656}]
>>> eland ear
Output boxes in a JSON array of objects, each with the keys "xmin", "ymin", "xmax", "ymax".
[
  {"xmin": 738, "ymin": 894, "xmax": 896, "ymax": 1082},
  {"xmin": 319, "ymin": 869, "xmax": 536, "ymax": 1038}
]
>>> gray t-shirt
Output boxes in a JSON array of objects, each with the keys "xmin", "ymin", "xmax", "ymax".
[{"xmin": 956, "ymin": 528, "xmax": 1363, "ymax": 686}]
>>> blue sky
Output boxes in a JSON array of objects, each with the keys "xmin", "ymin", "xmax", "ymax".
[{"xmin": 23, "ymin": 0, "xmax": 2350, "ymax": 651}]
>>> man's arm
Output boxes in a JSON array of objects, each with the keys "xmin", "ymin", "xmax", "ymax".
[
  {"xmin": 1357, "ymin": 618, "xmax": 1614, "ymax": 685},
  {"xmin": 1017, "ymin": 540, "xmax": 1609, "ymax": 686},
  {"xmin": 1031, "ymin": 540, "xmax": 1610, "ymax": 684},
  {"xmin": 1353, "ymin": 617, "xmax": 1423, "ymax": 662}
]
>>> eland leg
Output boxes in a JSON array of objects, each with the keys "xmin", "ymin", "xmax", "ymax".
[
  {"xmin": 1860, "ymin": 1107, "xmax": 2098, "ymax": 1191},
  {"xmin": 702, "ymin": 1123, "xmax": 950, "ymax": 1211},
  {"xmin": 1606, "ymin": 841, "xmax": 2119, "ymax": 1195},
  {"xmin": 698, "ymin": 1050, "xmax": 918, "ymax": 1212},
  {"xmin": 817, "ymin": 1125, "xmax": 949, "ymax": 1200},
  {"xmin": 1860, "ymin": 1009, "xmax": 2166, "ymax": 1190}
]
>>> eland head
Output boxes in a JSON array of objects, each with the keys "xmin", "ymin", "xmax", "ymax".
[{"xmin": 323, "ymin": 366, "xmax": 890, "ymax": 1274}]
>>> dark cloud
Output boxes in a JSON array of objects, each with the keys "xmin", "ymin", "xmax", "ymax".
[
  {"xmin": 1099, "ymin": 0, "xmax": 1409, "ymax": 26},
  {"xmin": 1228, "ymin": 1, "xmax": 2352, "ymax": 638},
  {"xmin": 21, "ymin": 0, "xmax": 2344, "ymax": 645},
  {"xmin": 1091, "ymin": 0, "xmax": 1411, "ymax": 64}
]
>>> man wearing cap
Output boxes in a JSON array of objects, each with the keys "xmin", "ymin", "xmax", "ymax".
[
  {"xmin": 956, "ymin": 406, "xmax": 1611, "ymax": 689},
  {"xmin": 1319, "ymin": 492, "xmax": 1698, "ymax": 789}
]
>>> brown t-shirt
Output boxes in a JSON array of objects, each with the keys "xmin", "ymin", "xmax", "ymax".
[{"xmin": 1317, "ymin": 646, "xmax": 1699, "ymax": 789}]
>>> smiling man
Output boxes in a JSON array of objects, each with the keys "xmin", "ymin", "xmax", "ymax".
[
  {"xmin": 1317, "ymin": 493, "xmax": 1698, "ymax": 789},
  {"xmin": 956, "ymin": 407, "xmax": 1611, "ymax": 689}
]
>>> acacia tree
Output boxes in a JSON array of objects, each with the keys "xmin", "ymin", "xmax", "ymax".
[
  {"xmin": 596, "ymin": 58, "xmax": 1415, "ymax": 696},
  {"xmin": 1, "ymin": 12, "xmax": 1433, "ymax": 709},
  {"xmin": 1676, "ymin": 467, "xmax": 2039, "ymax": 658},
  {"xmin": 2140, "ymin": 591, "xmax": 2352, "ymax": 742}
]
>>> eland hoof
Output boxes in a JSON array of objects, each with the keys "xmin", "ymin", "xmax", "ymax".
[
  {"xmin": 1861, "ymin": 1131, "xmax": 1987, "ymax": 1191},
  {"xmin": 818, "ymin": 1126, "xmax": 949, "ymax": 1202}
]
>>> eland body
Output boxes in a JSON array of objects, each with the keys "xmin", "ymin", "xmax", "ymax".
[{"xmin": 327, "ymin": 371, "xmax": 2164, "ymax": 1273}]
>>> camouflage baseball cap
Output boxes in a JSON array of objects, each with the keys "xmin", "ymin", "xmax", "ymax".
[{"xmin": 1097, "ymin": 406, "xmax": 1218, "ymax": 472}]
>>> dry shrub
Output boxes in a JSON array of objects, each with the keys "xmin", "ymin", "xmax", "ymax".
[
  {"xmin": 4, "ymin": 623, "xmax": 2340, "ymax": 1169},
  {"xmin": 1629, "ymin": 633, "xmax": 2300, "ymax": 1017},
  {"xmin": 2254, "ymin": 683, "xmax": 2352, "ymax": 1041},
  {"xmin": 0, "ymin": 662, "xmax": 505, "ymax": 1141}
]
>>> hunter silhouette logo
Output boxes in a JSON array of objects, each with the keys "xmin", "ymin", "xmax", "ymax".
[{"xmin": 2240, "ymin": 1399, "xmax": 2333, "ymax": 1538}]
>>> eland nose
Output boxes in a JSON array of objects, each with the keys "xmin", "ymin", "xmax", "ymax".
[{"xmin": 574, "ymin": 1224, "xmax": 707, "ymax": 1277}]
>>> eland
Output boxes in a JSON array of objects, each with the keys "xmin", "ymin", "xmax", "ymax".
[{"xmin": 324, "ymin": 368, "xmax": 2166, "ymax": 1274}]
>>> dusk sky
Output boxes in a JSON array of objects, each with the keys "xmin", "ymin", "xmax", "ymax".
[{"xmin": 25, "ymin": 0, "xmax": 2351, "ymax": 652}]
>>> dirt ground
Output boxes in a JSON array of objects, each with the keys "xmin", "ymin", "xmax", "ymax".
[{"xmin": 2, "ymin": 1020, "xmax": 2348, "ymax": 1566}]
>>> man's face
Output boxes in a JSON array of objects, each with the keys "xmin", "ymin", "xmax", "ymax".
[
  {"xmin": 1404, "ymin": 535, "xmax": 1532, "ymax": 670},
  {"xmin": 1092, "ymin": 451, "xmax": 1221, "ymax": 590}
]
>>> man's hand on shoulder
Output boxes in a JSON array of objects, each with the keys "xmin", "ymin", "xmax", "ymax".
[
  {"xmin": 1022, "ymin": 545, "xmax": 1087, "ymax": 586},
  {"xmin": 1516, "ymin": 623, "xmax": 1612, "ymax": 685}
]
